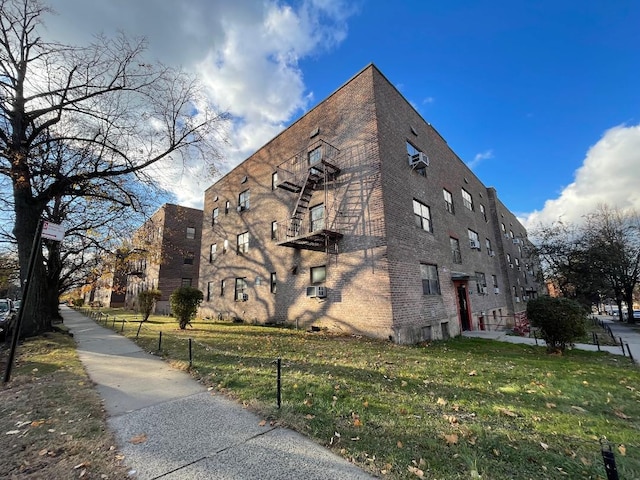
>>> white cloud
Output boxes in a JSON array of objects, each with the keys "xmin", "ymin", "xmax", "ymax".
[
  {"xmin": 45, "ymin": 0, "xmax": 355, "ymax": 209},
  {"xmin": 468, "ymin": 149, "xmax": 494, "ymax": 169},
  {"xmin": 524, "ymin": 124, "xmax": 640, "ymax": 229}
]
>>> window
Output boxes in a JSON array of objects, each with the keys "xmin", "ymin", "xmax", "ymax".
[
  {"xmin": 186, "ymin": 227, "xmax": 196, "ymax": 239},
  {"xmin": 468, "ymin": 229, "xmax": 480, "ymax": 250},
  {"xmin": 225, "ymin": 201, "xmax": 230, "ymax": 214},
  {"xmin": 206, "ymin": 281, "xmax": 213, "ymax": 302},
  {"xmin": 270, "ymin": 272, "xmax": 277, "ymax": 294},
  {"xmin": 238, "ymin": 189, "xmax": 250, "ymax": 211},
  {"xmin": 507, "ymin": 253, "xmax": 512, "ymax": 266},
  {"xmin": 420, "ymin": 264, "xmax": 440, "ymax": 295},
  {"xmin": 486, "ymin": 238, "xmax": 493, "ymax": 255},
  {"xmin": 237, "ymin": 231, "xmax": 249, "ymax": 254},
  {"xmin": 450, "ymin": 237, "xmax": 462, "ymax": 264},
  {"xmin": 220, "ymin": 279, "xmax": 226, "ymax": 296},
  {"xmin": 413, "ymin": 199, "xmax": 432, "ymax": 232},
  {"xmin": 223, "ymin": 239, "xmax": 229, "ymax": 254},
  {"xmin": 443, "ymin": 189, "xmax": 454, "ymax": 214},
  {"xmin": 184, "ymin": 252, "xmax": 194, "ymax": 265},
  {"xmin": 308, "ymin": 146, "xmax": 322, "ymax": 166},
  {"xmin": 271, "ymin": 221, "xmax": 278, "ymax": 240},
  {"xmin": 209, "ymin": 244, "xmax": 217, "ymax": 262},
  {"xmin": 492, "ymin": 275, "xmax": 498, "ymax": 289},
  {"xmin": 462, "ymin": 188, "xmax": 474, "ymax": 211},
  {"xmin": 407, "ymin": 142, "xmax": 426, "ymax": 176},
  {"xmin": 501, "ymin": 222, "xmax": 506, "ymax": 234},
  {"xmin": 515, "ymin": 257, "xmax": 520, "ymax": 270},
  {"xmin": 310, "ymin": 265, "xmax": 326, "ymax": 284},
  {"xmin": 310, "ymin": 204, "xmax": 325, "ymax": 232},
  {"xmin": 272, "ymin": 172, "xmax": 278, "ymax": 190},
  {"xmin": 235, "ymin": 277, "xmax": 247, "ymax": 301},
  {"xmin": 181, "ymin": 278, "xmax": 192, "ymax": 287},
  {"xmin": 475, "ymin": 272, "xmax": 487, "ymax": 294},
  {"xmin": 480, "ymin": 204, "xmax": 487, "ymax": 221},
  {"xmin": 212, "ymin": 208, "xmax": 219, "ymax": 226},
  {"xmin": 509, "ymin": 230, "xmax": 514, "ymax": 239}
]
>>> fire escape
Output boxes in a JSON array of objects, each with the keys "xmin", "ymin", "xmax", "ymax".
[{"xmin": 275, "ymin": 140, "xmax": 342, "ymax": 253}]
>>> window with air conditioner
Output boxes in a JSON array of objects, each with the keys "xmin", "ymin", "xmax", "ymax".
[
  {"xmin": 468, "ymin": 229, "xmax": 480, "ymax": 250},
  {"xmin": 235, "ymin": 277, "xmax": 247, "ymax": 301},
  {"xmin": 406, "ymin": 142, "xmax": 426, "ymax": 176}
]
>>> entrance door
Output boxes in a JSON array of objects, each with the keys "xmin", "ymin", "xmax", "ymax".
[{"xmin": 455, "ymin": 282, "xmax": 471, "ymax": 331}]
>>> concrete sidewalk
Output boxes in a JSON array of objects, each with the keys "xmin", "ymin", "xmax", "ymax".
[
  {"xmin": 62, "ymin": 306, "xmax": 374, "ymax": 480},
  {"xmin": 462, "ymin": 316, "xmax": 640, "ymax": 365}
]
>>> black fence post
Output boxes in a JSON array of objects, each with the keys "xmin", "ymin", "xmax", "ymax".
[
  {"xmin": 121, "ymin": 319, "xmax": 125, "ymax": 333},
  {"xmin": 600, "ymin": 439, "xmax": 619, "ymax": 480},
  {"xmin": 276, "ymin": 357, "xmax": 282, "ymax": 409},
  {"xmin": 533, "ymin": 330, "xmax": 538, "ymax": 346},
  {"xmin": 189, "ymin": 338, "xmax": 193, "ymax": 368},
  {"xmin": 158, "ymin": 331, "xmax": 162, "ymax": 351},
  {"xmin": 625, "ymin": 344, "xmax": 634, "ymax": 362},
  {"xmin": 620, "ymin": 338, "xmax": 626, "ymax": 356}
]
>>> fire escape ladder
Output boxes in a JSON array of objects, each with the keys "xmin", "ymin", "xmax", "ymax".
[{"xmin": 287, "ymin": 169, "xmax": 320, "ymax": 237}]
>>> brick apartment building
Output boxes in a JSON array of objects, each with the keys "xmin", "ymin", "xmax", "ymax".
[
  {"xmin": 125, "ymin": 204, "xmax": 203, "ymax": 314},
  {"xmin": 198, "ymin": 64, "xmax": 544, "ymax": 344}
]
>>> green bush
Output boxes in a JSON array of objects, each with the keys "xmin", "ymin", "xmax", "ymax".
[
  {"xmin": 527, "ymin": 296, "xmax": 587, "ymax": 353},
  {"xmin": 138, "ymin": 289, "xmax": 162, "ymax": 322},
  {"xmin": 169, "ymin": 286, "xmax": 203, "ymax": 329},
  {"xmin": 72, "ymin": 298, "xmax": 84, "ymax": 307}
]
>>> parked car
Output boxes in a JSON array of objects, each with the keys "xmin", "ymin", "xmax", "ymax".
[
  {"xmin": 0, "ymin": 299, "xmax": 14, "ymax": 340},
  {"xmin": 634, "ymin": 311, "xmax": 640, "ymax": 320}
]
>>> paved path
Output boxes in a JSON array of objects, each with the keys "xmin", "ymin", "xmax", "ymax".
[
  {"xmin": 462, "ymin": 315, "xmax": 640, "ymax": 365},
  {"xmin": 62, "ymin": 306, "xmax": 374, "ymax": 480}
]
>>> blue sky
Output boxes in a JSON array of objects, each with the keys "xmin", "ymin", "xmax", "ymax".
[{"xmin": 46, "ymin": 0, "xmax": 640, "ymax": 228}]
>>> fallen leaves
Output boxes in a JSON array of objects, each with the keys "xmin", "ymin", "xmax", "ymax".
[
  {"xmin": 618, "ymin": 444, "xmax": 626, "ymax": 456},
  {"xmin": 444, "ymin": 433, "xmax": 459, "ymax": 445},
  {"xmin": 129, "ymin": 433, "xmax": 147, "ymax": 444},
  {"xmin": 613, "ymin": 410, "xmax": 631, "ymax": 420}
]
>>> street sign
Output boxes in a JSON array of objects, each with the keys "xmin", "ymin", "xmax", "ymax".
[{"xmin": 42, "ymin": 221, "xmax": 65, "ymax": 242}]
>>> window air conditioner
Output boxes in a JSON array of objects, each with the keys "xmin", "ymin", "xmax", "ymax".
[
  {"xmin": 242, "ymin": 293, "xmax": 248, "ymax": 301},
  {"xmin": 489, "ymin": 250, "xmax": 495, "ymax": 257},
  {"xmin": 513, "ymin": 238, "xmax": 521, "ymax": 245},
  {"xmin": 494, "ymin": 287, "xmax": 500, "ymax": 294},
  {"xmin": 306, "ymin": 286, "xmax": 327, "ymax": 298},
  {"xmin": 515, "ymin": 296, "xmax": 521, "ymax": 303},
  {"xmin": 237, "ymin": 205, "xmax": 245, "ymax": 212},
  {"xmin": 469, "ymin": 239, "xmax": 480, "ymax": 249},
  {"xmin": 408, "ymin": 152, "xmax": 429, "ymax": 168},
  {"xmin": 482, "ymin": 286, "xmax": 488, "ymax": 295}
]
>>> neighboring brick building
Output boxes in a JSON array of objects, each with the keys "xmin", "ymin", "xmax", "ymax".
[
  {"xmin": 126, "ymin": 204, "xmax": 203, "ymax": 314},
  {"xmin": 198, "ymin": 64, "xmax": 544, "ymax": 344}
]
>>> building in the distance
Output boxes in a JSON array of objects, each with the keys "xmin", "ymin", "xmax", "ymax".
[
  {"xmin": 126, "ymin": 203, "xmax": 203, "ymax": 314},
  {"xmin": 198, "ymin": 64, "xmax": 544, "ymax": 343}
]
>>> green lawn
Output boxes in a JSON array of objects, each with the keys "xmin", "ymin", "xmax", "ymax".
[{"xmin": 89, "ymin": 308, "xmax": 640, "ymax": 479}]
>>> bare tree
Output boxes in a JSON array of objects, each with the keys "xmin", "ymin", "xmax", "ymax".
[
  {"xmin": 583, "ymin": 205, "xmax": 640, "ymax": 323},
  {"xmin": 0, "ymin": 0, "xmax": 226, "ymax": 336}
]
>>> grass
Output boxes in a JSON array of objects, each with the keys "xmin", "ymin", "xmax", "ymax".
[
  {"xmin": 0, "ymin": 332, "xmax": 129, "ymax": 479},
  {"xmin": 86, "ymin": 308, "xmax": 640, "ymax": 479}
]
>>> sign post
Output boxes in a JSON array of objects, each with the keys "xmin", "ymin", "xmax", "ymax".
[{"xmin": 3, "ymin": 220, "xmax": 65, "ymax": 384}]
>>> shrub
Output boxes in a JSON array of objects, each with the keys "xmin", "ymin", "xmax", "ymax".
[
  {"xmin": 72, "ymin": 298, "xmax": 84, "ymax": 307},
  {"xmin": 527, "ymin": 296, "xmax": 587, "ymax": 353},
  {"xmin": 169, "ymin": 286, "xmax": 203, "ymax": 329},
  {"xmin": 138, "ymin": 289, "xmax": 162, "ymax": 322}
]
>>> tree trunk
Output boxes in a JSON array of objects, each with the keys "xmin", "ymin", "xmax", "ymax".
[
  {"xmin": 13, "ymin": 193, "xmax": 51, "ymax": 337},
  {"xmin": 623, "ymin": 290, "xmax": 635, "ymax": 324}
]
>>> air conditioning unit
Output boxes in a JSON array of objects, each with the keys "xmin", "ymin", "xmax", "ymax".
[
  {"xmin": 515, "ymin": 296, "xmax": 521, "ymax": 303},
  {"xmin": 513, "ymin": 238, "xmax": 521, "ymax": 245},
  {"xmin": 523, "ymin": 295, "xmax": 529, "ymax": 301},
  {"xmin": 482, "ymin": 286, "xmax": 488, "ymax": 295},
  {"xmin": 469, "ymin": 239, "xmax": 480, "ymax": 249},
  {"xmin": 242, "ymin": 293, "xmax": 248, "ymax": 301},
  {"xmin": 306, "ymin": 286, "xmax": 327, "ymax": 298},
  {"xmin": 237, "ymin": 205, "xmax": 245, "ymax": 212},
  {"xmin": 494, "ymin": 287, "xmax": 500, "ymax": 294},
  {"xmin": 408, "ymin": 152, "xmax": 429, "ymax": 168},
  {"xmin": 509, "ymin": 263, "xmax": 513, "ymax": 268},
  {"xmin": 489, "ymin": 250, "xmax": 495, "ymax": 257}
]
